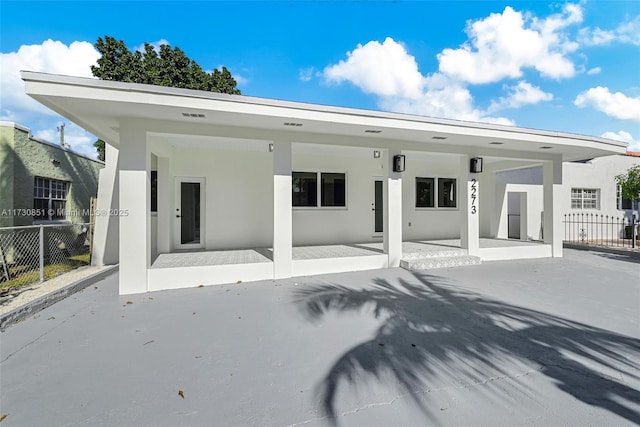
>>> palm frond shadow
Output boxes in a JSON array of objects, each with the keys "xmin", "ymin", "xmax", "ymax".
[{"xmin": 293, "ymin": 272, "xmax": 640, "ymax": 425}]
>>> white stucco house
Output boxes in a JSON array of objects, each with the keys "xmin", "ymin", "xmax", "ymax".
[
  {"xmin": 21, "ymin": 71, "xmax": 627, "ymax": 295},
  {"xmin": 495, "ymin": 153, "xmax": 640, "ymax": 241}
]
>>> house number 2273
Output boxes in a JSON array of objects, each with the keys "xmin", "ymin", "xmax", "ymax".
[{"xmin": 470, "ymin": 179, "xmax": 477, "ymax": 215}]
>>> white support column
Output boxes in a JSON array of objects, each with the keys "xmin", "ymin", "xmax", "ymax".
[
  {"xmin": 543, "ymin": 158, "xmax": 563, "ymax": 257},
  {"xmin": 384, "ymin": 149, "xmax": 403, "ymax": 267},
  {"xmin": 460, "ymin": 155, "xmax": 480, "ymax": 255},
  {"xmin": 92, "ymin": 143, "xmax": 119, "ymax": 266},
  {"xmin": 273, "ymin": 141, "xmax": 293, "ymax": 279},
  {"xmin": 156, "ymin": 156, "xmax": 171, "ymax": 254},
  {"xmin": 118, "ymin": 121, "xmax": 150, "ymax": 294}
]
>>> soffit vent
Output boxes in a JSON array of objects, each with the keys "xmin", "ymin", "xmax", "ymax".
[
  {"xmin": 432, "ymin": 136, "xmax": 447, "ymax": 140},
  {"xmin": 182, "ymin": 112, "xmax": 206, "ymax": 118},
  {"xmin": 365, "ymin": 129, "xmax": 382, "ymax": 134},
  {"xmin": 284, "ymin": 122, "xmax": 303, "ymax": 127},
  {"xmin": 489, "ymin": 141, "xmax": 504, "ymax": 145}
]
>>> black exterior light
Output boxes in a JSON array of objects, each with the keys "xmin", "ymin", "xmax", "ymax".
[
  {"xmin": 393, "ymin": 155, "xmax": 405, "ymax": 172},
  {"xmin": 470, "ymin": 157, "xmax": 483, "ymax": 173}
]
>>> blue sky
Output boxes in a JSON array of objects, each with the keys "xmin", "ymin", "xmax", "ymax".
[{"xmin": 1, "ymin": 0, "xmax": 639, "ymax": 157}]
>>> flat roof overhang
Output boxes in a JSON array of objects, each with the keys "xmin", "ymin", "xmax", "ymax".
[{"xmin": 21, "ymin": 71, "xmax": 627, "ymax": 162}]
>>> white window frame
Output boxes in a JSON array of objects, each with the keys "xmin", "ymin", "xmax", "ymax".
[
  {"xmin": 33, "ymin": 177, "xmax": 70, "ymax": 222},
  {"xmin": 571, "ymin": 188, "xmax": 600, "ymax": 210},
  {"xmin": 415, "ymin": 176, "xmax": 458, "ymax": 210},
  {"xmin": 292, "ymin": 170, "xmax": 348, "ymax": 210}
]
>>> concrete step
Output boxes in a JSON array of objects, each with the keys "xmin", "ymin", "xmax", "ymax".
[
  {"xmin": 400, "ymin": 255, "xmax": 481, "ymax": 270},
  {"xmin": 401, "ymin": 249, "xmax": 468, "ymax": 260}
]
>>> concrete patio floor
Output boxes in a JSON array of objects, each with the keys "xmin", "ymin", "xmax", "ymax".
[
  {"xmin": 1, "ymin": 248, "xmax": 639, "ymax": 426},
  {"xmin": 151, "ymin": 238, "xmax": 546, "ymax": 268}
]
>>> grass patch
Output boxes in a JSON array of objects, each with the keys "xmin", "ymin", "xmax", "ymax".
[{"xmin": 0, "ymin": 253, "xmax": 90, "ymax": 292}]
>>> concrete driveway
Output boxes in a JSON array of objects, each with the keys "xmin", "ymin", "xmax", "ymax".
[{"xmin": 1, "ymin": 248, "xmax": 639, "ymax": 426}]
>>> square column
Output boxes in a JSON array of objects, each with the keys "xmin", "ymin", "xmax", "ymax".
[
  {"xmin": 273, "ymin": 141, "xmax": 293, "ymax": 279},
  {"xmin": 543, "ymin": 158, "xmax": 563, "ymax": 257},
  {"xmin": 118, "ymin": 120, "xmax": 150, "ymax": 294},
  {"xmin": 460, "ymin": 155, "xmax": 480, "ymax": 256},
  {"xmin": 384, "ymin": 149, "xmax": 403, "ymax": 267},
  {"xmin": 156, "ymin": 156, "xmax": 171, "ymax": 254}
]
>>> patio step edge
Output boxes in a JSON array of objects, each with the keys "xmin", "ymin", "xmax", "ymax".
[
  {"xmin": 400, "ymin": 255, "xmax": 481, "ymax": 270},
  {"xmin": 401, "ymin": 249, "xmax": 468, "ymax": 259}
]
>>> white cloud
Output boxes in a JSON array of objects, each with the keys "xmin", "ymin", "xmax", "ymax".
[
  {"xmin": 437, "ymin": 4, "xmax": 582, "ymax": 84},
  {"xmin": 574, "ymin": 87, "xmax": 640, "ymax": 121},
  {"xmin": 586, "ymin": 67, "xmax": 601, "ymax": 75},
  {"xmin": 601, "ymin": 130, "xmax": 640, "ymax": 152},
  {"xmin": 579, "ymin": 15, "xmax": 640, "ymax": 46},
  {"xmin": 299, "ymin": 67, "xmax": 315, "ymax": 82},
  {"xmin": 323, "ymin": 37, "xmax": 513, "ymax": 125},
  {"xmin": 0, "ymin": 40, "xmax": 99, "ymax": 120},
  {"xmin": 325, "ymin": 38, "xmax": 425, "ymax": 99},
  {"xmin": 34, "ymin": 123, "xmax": 98, "ymax": 158},
  {"xmin": 135, "ymin": 38, "xmax": 170, "ymax": 53},
  {"xmin": 488, "ymin": 81, "xmax": 553, "ymax": 112},
  {"xmin": 0, "ymin": 39, "xmax": 100, "ymax": 155}
]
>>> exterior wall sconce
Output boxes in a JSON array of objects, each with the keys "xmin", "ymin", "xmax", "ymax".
[
  {"xmin": 269, "ymin": 143, "xmax": 274, "ymax": 152},
  {"xmin": 470, "ymin": 157, "xmax": 483, "ymax": 173},
  {"xmin": 373, "ymin": 150, "xmax": 381, "ymax": 158},
  {"xmin": 393, "ymin": 155, "xmax": 405, "ymax": 172},
  {"xmin": 51, "ymin": 159, "xmax": 60, "ymax": 166}
]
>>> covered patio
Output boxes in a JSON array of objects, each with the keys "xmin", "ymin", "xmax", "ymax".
[
  {"xmin": 147, "ymin": 239, "xmax": 550, "ymax": 291},
  {"xmin": 21, "ymin": 71, "xmax": 626, "ymax": 294}
]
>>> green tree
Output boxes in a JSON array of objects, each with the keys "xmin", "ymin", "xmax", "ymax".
[
  {"xmin": 91, "ymin": 36, "xmax": 240, "ymax": 94},
  {"xmin": 616, "ymin": 164, "xmax": 640, "ymax": 210},
  {"xmin": 94, "ymin": 139, "xmax": 105, "ymax": 161}
]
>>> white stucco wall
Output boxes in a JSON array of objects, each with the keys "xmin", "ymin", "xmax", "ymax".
[
  {"xmin": 162, "ymin": 144, "xmax": 468, "ymax": 250},
  {"xmin": 170, "ymin": 146, "xmax": 274, "ymax": 250},
  {"xmin": 562, "ymin": 155, "xmax": 639, "ymax": 218}
]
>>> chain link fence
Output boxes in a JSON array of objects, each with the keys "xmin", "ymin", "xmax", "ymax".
[
  {"xmin": 563, "ymin": 213, "xmax": 638, "ymax": 249},
  {"xmin": 0, "ymin": 223, "xmax": 92, "ymax": 291}
]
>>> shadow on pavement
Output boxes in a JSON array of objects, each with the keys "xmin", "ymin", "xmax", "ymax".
[{"xmin": 293, "ymin": 272, "xmax": 640, "ymax": 425}]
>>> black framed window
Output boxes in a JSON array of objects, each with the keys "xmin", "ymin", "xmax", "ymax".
[
  {"xmin": 321, "ymin": 173, "xmax": 346, "ymax": 207},
  {"xmin": 293, "ymin": 172, "xmax": 346, "ymax": 207},
  {"xmin": 438, "ymin": 178, "xmax": 457, "ymax": 208},
  {"xmin": 293, "ymin": 172, "xmax": 317, "ymax": 207},
  {"xmin": 416, "ymin": 177, "xmax": 435, "ymax": 208}
]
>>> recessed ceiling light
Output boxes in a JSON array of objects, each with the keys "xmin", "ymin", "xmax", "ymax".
[
  {"xmin": 365, "ymin": 129, "xmax": 382, "ymax": 134},
  {"xmin": 540, "ymin": 146, "xmax": 553, "ymax": 149},
  {"xmin": 489, "ymin": 141, "xmax": 504, "ymax": 145},
  {"xmin": 284, "ymin": 122, "xmax": 303, "ymax": 127},
  {"xmin": 432, "ymin": 136, "xmax": 447, "ymax": 140},
  {"xmin": 182, "ymin": 112, "xmax": 205, "ymax": 118}
]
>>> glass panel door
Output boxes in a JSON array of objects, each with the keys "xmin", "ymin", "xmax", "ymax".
[
  {"xmin": 374, "ymin": 179, "xmax": 383, "ymax": 234},
  {"xmin": 180, "ymin": 182, "xmax": 200, "ymax": 244},
  {"xmin": 175, "ymin": 177, "xmax": 205, "ymax": 249}
]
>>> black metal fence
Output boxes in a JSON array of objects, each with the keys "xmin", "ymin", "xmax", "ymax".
[{"xmin": 563, "ymin": 213, "xmax": 638, "ymax": 249}]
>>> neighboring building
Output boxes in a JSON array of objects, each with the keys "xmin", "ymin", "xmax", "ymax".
[
  {"xmin": 0, "ymin": 122, "xmax": 104, "ymax": 227},
  {"xmin": 21, "ymin": 72, "xmax": 627, "ymax": 295},
  {"xmin": 495, "ymin": 153, "xmax": 640, "ymax": 240}
]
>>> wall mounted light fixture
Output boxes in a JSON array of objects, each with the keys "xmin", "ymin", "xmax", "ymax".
[
  {"xmin": 470, "ymin": 157, "xmax": 483, "ymax": 173},
  {"xmin": 373, "ymin": 150, "xmax": 381, "ymax": 158},
  {"xmin": 393, "ymin": 155, "xmax": 405, "ymax": 172},
  {"xmin": 51, "ymin": 159, "xmax": 60, "ymax": 166},
  {"xmin": 269, "ymin": 143, "xmax": 274, "ymax": 152}
]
